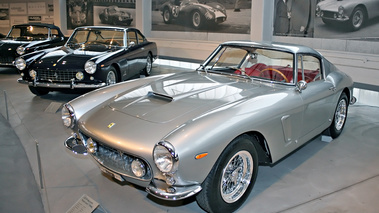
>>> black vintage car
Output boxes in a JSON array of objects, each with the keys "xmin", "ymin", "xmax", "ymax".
[
  {"xmin": 0, "ymin": 23, "xmax": 67, "ymax": 66},
  {"xmin": 99, "ymin": 6, "xmax": 133, "ymax": 26},
  {"xmin": 15, "ymin": 26, "xmax": 158, "ymax": 96}
]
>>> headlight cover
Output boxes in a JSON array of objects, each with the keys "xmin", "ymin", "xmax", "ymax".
[
  {"xmin": 153, "ymin": 141, "xmax": 178, "ymax": 173},
  {"xmin": 16, "ymin": 46, "xmax": 25, "ymax": 55},
  {"xmin": 15, "ymin": 57, "xmax": 26, "ymax": 70},
  {"xmin": 61, "ymin": 103, "xmax": 76, "ymax": 128},
  {"xmin": 84, "ymin": 60, "xmax": 97, "ymax": 74}
]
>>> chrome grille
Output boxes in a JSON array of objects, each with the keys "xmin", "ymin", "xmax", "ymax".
[
  {"xmin": 0, "ymin": 56, "xmax": 14, "ymax": 63},
  {"xmin": 88, "ymin": 137, "xmax": 152, "ymax": 181},
  {"xmin": 36, "ymin": 69, "xmax": 77, "ymax": 82}
]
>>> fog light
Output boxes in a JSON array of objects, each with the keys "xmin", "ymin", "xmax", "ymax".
[
  {"xmin": 29, "ymin": 70, "xmax": 37, "ymax": 79},
  {"xmin": 90, "ymin": 76, "xmax": 94, "ymax": 80},
  {"xmin": 131, "ymin": 159, "xmax": 146, "ymax": 177},
  {"xmin": 76, "ymin": 72, "xmax": 84, "ymax": 80},
  {"xmin": 86, "ymin": 138, "xmax": 97, "ymax": 153},
  {"xmin": 21, "ymin": 73, "xmax": 24, "ymax": 77}
]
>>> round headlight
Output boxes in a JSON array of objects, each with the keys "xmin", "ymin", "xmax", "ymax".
[
  {"xmin": 84, "ymin": 60, "xmax": 97, "ymax": 74},
  {"xmin": 338, "ymin": 6, "xmax": 344, "ymax": 15},
  {"xmin": 15, "ymin": 58, "xmax": 26, "ymax": 70},
  {"xmin": 131, "ymin": 159, "xmax": 146, "ymax": 177},
  {"xmin": 16, "ymin": 46, "xmax": 25, "ymax": 55},
  {"xmin": 153, "ymin": 141, "xmax": 178, "ymax": 173},
  {"xmin": 61, "ymin": 104, "xmax": 76, "ymax": 128}
]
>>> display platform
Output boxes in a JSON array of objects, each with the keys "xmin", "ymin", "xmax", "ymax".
[{"xmin": 1, "ymin": 64, "xmax": 379, "ymax": 213}]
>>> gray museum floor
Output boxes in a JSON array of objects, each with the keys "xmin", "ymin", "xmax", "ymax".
[{"xmin": 1, "ymin": 61, "xmax": 379, "ymax": 213}]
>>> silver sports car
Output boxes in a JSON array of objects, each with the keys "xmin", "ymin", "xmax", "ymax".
[
  {"xmin": 316, "ymin": 0, "xmax": 379, "ymax": 31},
  {"xmin": 63, "ymin": 41, "xmax": 355, "ymax": 212}
]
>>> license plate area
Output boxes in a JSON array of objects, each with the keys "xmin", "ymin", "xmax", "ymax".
[{"xmin": 100, "ymin": 166, "xmax": 125, "ymax": 182}]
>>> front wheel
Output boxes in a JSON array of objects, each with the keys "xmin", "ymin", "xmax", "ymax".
[
  {"xmin": 191, "ymin": 10, "xmax": 204, "ymax": 29},
  {"xmin": 105, "ymin": 67, "xmax": 118, "ymax": 85},
  {"xmin": 328, "ymin": 93, "xmax": 348, "ymax": 138},
  {"xmin": 163, "ymin": 8, "xmax": 172, "ymax": 24},
  {"xmin": 196, "ymin": 134, "xmax": 258, "ymax": 213},
  {"xmin": 28, "ymin": 86, "xmax": 49, "ymax": 96},
  {"xmin": 349, "ymin": 7, "xmax": 366, "ymax": 31}
]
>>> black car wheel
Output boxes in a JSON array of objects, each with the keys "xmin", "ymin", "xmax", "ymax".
[
  {"xmin": 328, "ymin": 92, "xmax": 348, "ymax": 138},
  {"xmin": 191, "ymin": 10, "xmax": 204, "ymax": 29},
  {"xmin": 28, "ymin": 86, "xmax": 49, "ymax": 96},
  {"xmin": 196, "ymin": 134, "xmax": 258, "ymax": 213},
  {"xmin": 349, "ymin": 7, "xmax": 366, "ymax": 31},
  {"xmin": 163, "ymin": 8, "xmax": 172, "ymax": 24},
  {"xmin": 142, "ymin": 54, "xmax": 153, "ymax": 76},
  {"xmin": 106, "ymin": 67, "xmax": 118, "ymax": 85}
]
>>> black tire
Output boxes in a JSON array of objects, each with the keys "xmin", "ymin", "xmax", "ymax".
[
  {"xmin": 28, "ymin": 86, "xmax": 49, "ymax": 96},
  {"xmin": 163, "ymin": 8, "xmax": 172, "ymax": 24},
  {"xmin": 142, "ymin": 54, "xmax": 153, "ymax": 76},
  {"xmin": 191, "ymin": 10, "xmax": 204, "ymax": 29},
  {"xmin": 349, "ymin": 7, "xmax": 366, "ymax": 31},
  {"xmin": 328, "ymin": 93, "xmax": 348, "ymax": 138},
  {"xmin": 196, "ymin": 134, "xmax": 259, "ymax": 213},
  {"xmin": 105, "ymin": 67, "xmax": 118, "ymax": 85}
]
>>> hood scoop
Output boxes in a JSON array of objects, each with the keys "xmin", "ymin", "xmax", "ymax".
[{"xmin": 147, "ymin": 91, "xmax": 173, "ymax": 102}]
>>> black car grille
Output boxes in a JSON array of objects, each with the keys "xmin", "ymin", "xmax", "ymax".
[
  {"xmin": 36, "ymin": 69, "xmax": 78, "ymax": 82},
  {"xmin": 0, "ymin": 56, "xmax": 14, "ymax": 64},
  {"xmin": 322, "ymin": 11, "xmax": 335, "ymax": 19},
  {"xmin": 82, "ymin": 134, "xmax": 152, "ymax": 181}
]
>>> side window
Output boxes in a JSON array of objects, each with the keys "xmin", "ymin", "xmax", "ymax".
[
  {"xmin": 51, "ymin": 29, "xmax": 59, "ymax": 38},
  {"xmin": 136, "ymin": 31, "xmax": 145, "ymax": 44},
  {"xmin": 297, "ymin": 55, "xmax": 322, "ymax": 83},
  {"xmin": 127, "ymin": 31, "xmax": 137, "ymax": 46}
]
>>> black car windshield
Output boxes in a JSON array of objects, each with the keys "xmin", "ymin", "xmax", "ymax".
[
  {"xmin": 203, "ymin": 46, "xmax": 295, "ymax": 84},
  {"xmin": 5, "ymin": 26, "xmax": 49, "ymax": 41},
  {"xmin": 66, "ymin": 29, "xmax": 124, "ymax": 51}
]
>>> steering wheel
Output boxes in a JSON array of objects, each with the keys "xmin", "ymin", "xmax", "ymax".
[
  {"xmin": 105, "ymin": 39, "xmax": 121, "ymax": 46},
  {"xmin": 259, "ymin": 68, "xmax": 289, "ymax": 83}
]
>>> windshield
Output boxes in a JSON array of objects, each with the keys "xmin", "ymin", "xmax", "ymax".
[
  {"xmin": 203, "ymin": 46, "xmax": 295, "ymax": 83},
  {"xmin": 66, "ymin": 29, "xmax": 124, "ymax": 51},
  {"xmin": 5, "ymin": 26, "xmax": 50, "ymax": 41}
]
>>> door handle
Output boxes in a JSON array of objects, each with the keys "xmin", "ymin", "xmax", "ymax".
[{"xmin": 329, "ymin": 86, "xmax": 336, "ymax": 91}]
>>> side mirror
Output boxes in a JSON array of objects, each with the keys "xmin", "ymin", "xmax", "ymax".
[
  {"xmin": 296, "ymin": 80, "xmax": 307, "ymax": 93},
  {"xmin": 128, "ymin": 41, "xmax": 135, "ymax": 47}
]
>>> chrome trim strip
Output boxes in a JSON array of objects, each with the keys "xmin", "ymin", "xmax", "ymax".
[{"xmin": 17, "ymin": 78, "xmax": 106, "ymax": 89}]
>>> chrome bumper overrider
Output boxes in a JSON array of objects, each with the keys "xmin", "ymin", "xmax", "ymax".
[
  {"xmin": 18, "ymin": 78, "xmax": 106, "ymax": 89},
  {"xmin": 146, "ymin": 182, "xmax": 202, "ymax": 200}
]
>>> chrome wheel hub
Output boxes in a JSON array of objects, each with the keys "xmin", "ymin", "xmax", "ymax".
[
  {"xmin": 335, "ymin": 98, "xmax": 347, "ymax": 131},
  {"xmin": 221, "ymin": 150, "xmax": 253, "ymax": 203}
]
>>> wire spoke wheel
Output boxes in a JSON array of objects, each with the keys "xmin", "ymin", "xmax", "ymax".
[{"xmin": 221, "ymin": 150, "xmax": 253, "ymax": 203}]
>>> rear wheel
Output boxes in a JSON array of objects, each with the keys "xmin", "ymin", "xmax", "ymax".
[
  {"xmin": 28, "ymin": 86, "xmax": 49, "ymax": 96},
  {"xmin": 196, "ymin": 134, "xmax": 258, "ymax": 213},
  {"xmin": 142, "ymin": 54, "xmax": 153, "ymax": 76},
  {"xmin": 328, "ymin": 93, "xmax": 348, "ymax": 138}
]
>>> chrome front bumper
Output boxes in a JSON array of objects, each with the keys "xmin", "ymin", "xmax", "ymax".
[
  {"xmin": 146, "ymin": 181, "xmax": 202, "ymax": 201},
  {"xmin": 18, "ymin": 78, "xmax": 106, "ymax": 89},
  {"xmin": 64, "ymin": 135, "xmax": 203, "ymax": 201}
]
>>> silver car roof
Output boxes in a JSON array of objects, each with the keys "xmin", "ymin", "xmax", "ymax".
[{"xmin": 222, "ymin": 41, "xmax": 321, "ymax": 56}]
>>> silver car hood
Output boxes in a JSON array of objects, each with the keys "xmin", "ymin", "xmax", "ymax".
[{"xmin": 108, "ymin": 72, "xmax": 249, "ymax": 123}]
